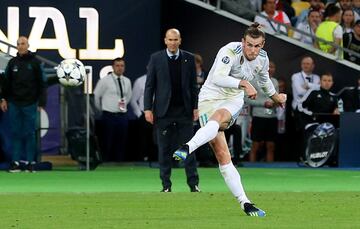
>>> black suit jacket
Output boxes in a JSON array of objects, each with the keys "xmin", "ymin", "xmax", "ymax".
[{"xmin": 144, "ymin": 49, "xmax": 198, "ymax": 118}]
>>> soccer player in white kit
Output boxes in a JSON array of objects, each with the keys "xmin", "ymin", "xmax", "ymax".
[{"xmin": 173, "ymin": 23, "xmax": 287, "ymax": 217}]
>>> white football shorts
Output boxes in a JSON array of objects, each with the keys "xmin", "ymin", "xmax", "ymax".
[{"xmin": 198, "ymin": 96, "xmax": 244, "ymax": 129}]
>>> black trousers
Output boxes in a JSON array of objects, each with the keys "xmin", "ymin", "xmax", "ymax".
[
  {"xmin": 155, "ymin": 111, "xmax": 199, "ymax": 189},
  {"xmin": 101, "ymin": 111, "xmax": 128, "ymax": 162}
]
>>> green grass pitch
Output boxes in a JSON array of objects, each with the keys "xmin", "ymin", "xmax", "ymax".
[{"xmin": 0, "ymin": 166, "xmax": 359, "ymax": 228}]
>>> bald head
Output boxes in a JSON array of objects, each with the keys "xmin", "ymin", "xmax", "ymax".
[
  {"xmin": 164, "ymin": 28, "xmax": 181, "ymax": 54},
  {"xmin": 17, "ymin": 36, "xmax": 29, "ymax": 56},
  {"xmin": 166, "ymin": 28, "xmax": 180, "ymax": 36}
]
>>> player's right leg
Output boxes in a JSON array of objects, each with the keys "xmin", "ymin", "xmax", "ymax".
[
  {"xmin": 174, "ymin": 97, "xmax": 244, "ymax": 161},
  {"xmin": 173, "ymin": 108, "xmax": 230, "ymax": 161},
  {"xmin": 211, "ymin": 133, "xmax": 266, "ymax": 217}
]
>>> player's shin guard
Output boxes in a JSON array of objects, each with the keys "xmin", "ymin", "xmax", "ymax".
[
  {"xmin": 186, "ymin": 120, "xmax": 219, "ymax": 153},
  {"xmin": 219, "ymin": 162, "xmax": 250, "ymax": 205}
]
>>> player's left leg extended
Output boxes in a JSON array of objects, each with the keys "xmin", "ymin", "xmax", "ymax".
[{"xmin": 211, "ymin": 133, "xmax": 266, "ymax": 217}]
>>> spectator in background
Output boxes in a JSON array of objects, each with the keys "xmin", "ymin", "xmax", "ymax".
[
  {"xmin": 337, "ymin": 0, "xmax": 360, "ymax": 20},
  {"xmin": 144, "ymin": 28, "xmax": 200, "ymax": 193},
  {"xmin": 221, "ymin": 0, "xmax": 255, "ymax": 21},
  {"xmin": 296, "ymin": 0, "xmax": 325, "ymax": 26},
  {"xmin": 291, "ymin": 56, "xmax": 320, "ymax": 161},
  {"xmin": 224, "ymin": 117, "xmax": 243, "ymax": 166},
  {"xmin": 293, "ymin": 9, "xmax": 322, "ymax": 45},
  {"xmin": 299, "ymin": 72, "xmax": 339, "ymax": 124},
  {"xmin": 194, "ymin": 54, "xmax": 207, "ymax": 90},
  {"xmin": 0, "ymin": 36, "xmax": 47, "ymax": 173},
  {"xmin": 354, "ymin": 0, "xmax": 360, "ymax": 19},
  {"xmin": 315, "ymin": 4, "xmax": 343, "ymax": 56},
  {"xmin": 291, "ymin": 56, "xmax": 320, "ymax": 116},
  {"xmin": 276, "ymin": 0, "xmax": 295, "ymax": 25},
  {"xmin": 94, "ymin": 58, "xmax": 132, "ymax": 162},
  {"xmin": 298, "ymin": 72, "xmax": 339, "ymax": 162},
  {"xmin": 237, "ymin": 104, "xmax": 252, "ymax": 158},
  {"xmin": 275, "ymin": 76, "xmax": 287, "ymax": 136},
  {"xmin": 130, "ymin": 73, "xmax": 157, "ymax": 162},
  {"xmin": 250, "ymin": 0, "xmax": 263, "ymax": 13},
  {"xmin": 275, "ymin": 78, "xmax": 288, "ymax": 161},
  {"xmin": 245, "ymin": 61, "xmax": 279, "ymax": 162},
  {"xmin": 341, "ymin": 9, "xmax": 356, "ymax": 33},
  {"xmin": 254, "ymin": 0, "xmax": 291, "ymax": 34},
  {"xmin": 343, "ymin": 19, "xmax": 360, "ymax": 64}
]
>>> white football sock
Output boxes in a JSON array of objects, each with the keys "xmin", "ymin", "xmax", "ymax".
[
  {"xmin": 186, "ymin": 120, "xmax": 219, "ymax": 153},
  {"xmin": 219, "ymin": 162, "xmax": 250, "ymax": 208}
]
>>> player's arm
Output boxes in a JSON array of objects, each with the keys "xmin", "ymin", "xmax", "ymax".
[
  {"xmin": 239, "ymin": 80, "xmax": 257, "ymax": 99},
  {"xmin": 211, "ymin": 48, "xmax": 257, "ymax": 98},
  {"xmin": 244, "ymin": 81, "xmax": 269, "ymax": 106},
  {"xmin": 211, "ymin": 48, "xmax": 241, "ymax": 88}
]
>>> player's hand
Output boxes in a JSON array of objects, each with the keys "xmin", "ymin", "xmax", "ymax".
[
  {"xmin": 0, "ymin": 99, "xmax": 8, "ymax": 112},
  {"xmin": 271, "ymin": 93, "xmax": 287, "ymax": 108},
  {"xmin": 239, "ymin": 80, "xmax": 257, "ymax": 100},
  {"xmin": 144, "ymin": 110, "xmax": 154, "ymax": 124}
]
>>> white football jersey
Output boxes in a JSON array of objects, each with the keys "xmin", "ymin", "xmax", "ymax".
[{"xmin": 199, "ymin": 42, "xmax": 276, "ymax": 102}]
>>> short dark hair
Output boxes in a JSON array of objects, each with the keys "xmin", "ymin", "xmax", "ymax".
[
  {"xmin": 113, "ymin": 57, "xmax": 125, "ymax": 65},
  {"xmin": 308, "ymin": 9, "xmax": 321, "ymax": 17},
  {"xmin": 243, "ymin": 22, "xmax": 265, "ymax": 40},
  {"xmin": 321, "ymin": 72, "xmax": 333, "ymax": 79},
  {"xmin": 323, "ymin": 3, "xmax": 341, "ymax": 18}
]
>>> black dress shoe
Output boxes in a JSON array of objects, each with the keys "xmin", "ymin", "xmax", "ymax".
[
  {"xmin": 190, "ymin": 185, "xmax": 201, "ymax": 192},
  {"xmin": 161, "ymin": 187, "xmax": 172, "ymax": 192}
]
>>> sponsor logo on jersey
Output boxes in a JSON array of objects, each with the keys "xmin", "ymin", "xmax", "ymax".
[{"xmin": 222, "ymin": 56, "xmax": 230, "ymax": 64}]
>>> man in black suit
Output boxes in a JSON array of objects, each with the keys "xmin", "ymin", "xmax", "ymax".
[{"xmin": 144, "ymin": 28, "xmax": 200, "ymax": 192}]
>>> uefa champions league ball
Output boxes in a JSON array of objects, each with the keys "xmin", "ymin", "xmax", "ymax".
[{"xmin": 56, "ymin": 59, "xmax": 86, "ymax": 87}]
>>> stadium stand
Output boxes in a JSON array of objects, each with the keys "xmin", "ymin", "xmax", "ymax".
[{"xmin": 291, "ymin": 1, "xmax": 311, "ymax": 17}]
